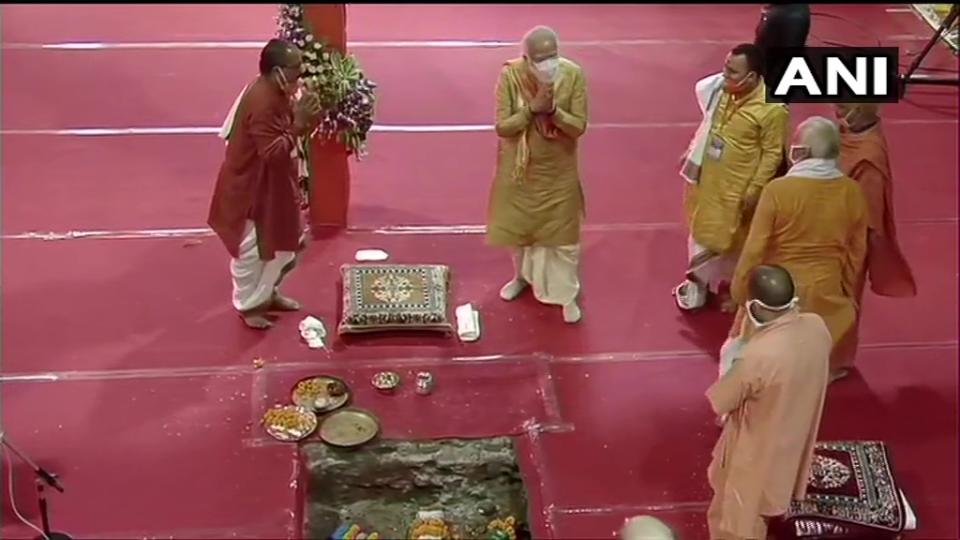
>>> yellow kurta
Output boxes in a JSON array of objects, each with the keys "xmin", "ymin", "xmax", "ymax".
[
  {"xmin": 730, "ymin": 176, "xmax": 869, "ymax": 346},
  {"xmin": 684, "ymin": 82, "xmax": 789, "ymax": 255},
  {"xmin": 487, "ymin": 58, "xmax": 587, "ymax": 247}
]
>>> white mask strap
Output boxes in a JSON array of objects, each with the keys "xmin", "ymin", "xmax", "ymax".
[
  {"xmin": 751, "ymin": 296, "xmax": 799, "ymax": 311},
  {"xmin": 746, "ymin": 296, "xmax": 798, "ymax": 328}
]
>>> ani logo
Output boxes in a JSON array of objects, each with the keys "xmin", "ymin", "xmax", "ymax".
[
  {"xmin": 371, "ymin": 274, "xmax": 415, "ymax": 304},
  {"xmin": 765, "ymin": 47, "xmax": 900, "ymax": 104}
]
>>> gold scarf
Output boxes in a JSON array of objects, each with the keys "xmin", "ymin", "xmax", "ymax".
[{"xmin": 506, "ymin": 60, "xmax": 561, "ymax": 182}]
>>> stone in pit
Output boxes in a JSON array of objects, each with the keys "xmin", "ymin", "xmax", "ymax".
[{"xmin": 302, "ymin": 437, "xmax": 529, "ymax": 539}]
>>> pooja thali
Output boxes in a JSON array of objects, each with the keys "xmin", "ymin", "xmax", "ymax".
[
  {"xmin": 319, "ymin": 408, "xmax": 380, "ymax": 448},
  {"xmin": 291, "ymin": 375, "xmax": 351, "ymax": 413},
  {"xmin": 262, "ymin": 405, "xmax": 318, "ymax": 442}
]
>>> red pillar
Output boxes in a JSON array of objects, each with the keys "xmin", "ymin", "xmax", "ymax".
[{"xmin": 303, "ymin": 4, "xmax": 350, "ymax": 233}]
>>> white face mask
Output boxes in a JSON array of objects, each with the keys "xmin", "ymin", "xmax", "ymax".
[
  {"xmin": 531, "ymin": 57, "xmax": 560, "ymax": 83},
  {"xmin": 788, "ymin": 145, "xmax": 810, "ymax": 165},
  {"xmin": 746, "ymin": 296, "xmax": 799, "ymax": 328}
]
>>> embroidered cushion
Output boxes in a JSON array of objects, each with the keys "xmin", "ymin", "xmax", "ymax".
[
  {"xmin": 338, "ymin": 264, "xmax": 453, "ymax": 335},
  {"xmin": 771, "ymin": 440, "xmax": 907, "ymax": 540}
]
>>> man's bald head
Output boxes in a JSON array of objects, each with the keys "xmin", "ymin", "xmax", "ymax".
[
  {"xmin": 522, "ymin": 25, "xmax": 559, "ymax": 62},
  {"xmin": 748, "ymin": 265, "xmax": 796, "ymax": 308},
  {"xmin": 794, "ymin": 116, "xmax": 841, "ymax": 160},
  {"xmin": 259, "ymin": 38, "xmax": 302, "ymax": 76},
  {"xmin": 620, "ymin": 516, "xmax": 676, "ymax": 540}
]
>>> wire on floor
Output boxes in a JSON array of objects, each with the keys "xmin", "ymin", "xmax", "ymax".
[{"xmin": 3, "ymin": 446, "xmax": 50, "ymax": 540}]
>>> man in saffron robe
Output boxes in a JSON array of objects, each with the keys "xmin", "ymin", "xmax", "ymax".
[
  {"xmin": 208, "ymin": 39, "xmax": 322, "ymax": 329},
  {"xmin": 707, "ymin": 265, "xmax": 830, "ymax": 540},
  {"xmin": 675, "ymin": 43, "xmax": 789, "ymax": 312},
  {"xmin": 726, "ymin": 117, "xmax": 869, "ymax": 382},
  {"xmin": 487, "ymin": 26, "xmax": 587, "ymax": 324},
  {"xmin": 830, "ymin": 103, "xmax": 917, "ymax": 380}
]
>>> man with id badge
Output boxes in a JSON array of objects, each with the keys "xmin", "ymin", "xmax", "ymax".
[{"xmin": 676, "ymin": 43, "xmax": 789, "ymax": 313}]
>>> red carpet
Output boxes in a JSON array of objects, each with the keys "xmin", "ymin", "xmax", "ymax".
[
  {"xmin": 3, "ymin": 124, "xmax": 956, "ymax": 232},
  {"xmin": 1, "ymin": 4, "xmax": 957, "ymax": 539}
]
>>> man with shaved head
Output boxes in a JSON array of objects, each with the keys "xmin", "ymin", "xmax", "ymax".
[
  {"xmin": 832, "ymin": 103, "xmax": 916, "ymax": 380},
  {"xmin": 676, "ymin": 43, "xmax": 790, "ymax": 313},
  {"xmin": 706, "ymin": 264, "xmax": 831, "ymax": 540},
  {"xmin": 726, "ymin": 116, "xmax": 869, "ymax": 382},
  {"xmin": 620, "ymin": 515, "xmax": 676, "ymax": 540},
  {"xmin": 208, "ymin": 38, "xmax": 322, "ymax": 329},
  {"xmin": 487, "ymin": 26, "xmax": 588, "ymax": 323}
]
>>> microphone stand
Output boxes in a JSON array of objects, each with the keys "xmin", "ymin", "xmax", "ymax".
[
  {"xmin": 0, "ymin": 432, "xmax": 73, "ymax": 540},
  {"xmin": 899, "ymin": 4, "xmax": 959, "ymax": 97}
]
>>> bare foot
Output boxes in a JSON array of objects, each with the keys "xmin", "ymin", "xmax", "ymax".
[
  {"xmin": 270, "ymin": 293, "xmax": 302, "ymax": 312},
  {"xmin": 241, "ymin": 312, "xmax": 273, "ymax": 329},
  {"xmin": 829, "ymin": 369, "xmax": 850, "ymax": 384}
]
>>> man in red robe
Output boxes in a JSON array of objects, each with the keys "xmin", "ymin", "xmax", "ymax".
[
  {"xmin": 208, "ymin": 39, "xmax": 321, "ymax": 329},
  {"xmin": 830, "ymin": 103, "xmax": 917, "ymax": 379}
]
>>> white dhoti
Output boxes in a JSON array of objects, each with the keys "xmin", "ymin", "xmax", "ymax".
[
  {"xmin": 231, "ymin": 220, "xmax": 298, "ymax": 312},
  {"xmin": 515, "ymin": 245, "xmax": 581, "ymax": 306},
  {"xmin": 675, "ymin": 235, "xmax": 739, "ymax": 310}
]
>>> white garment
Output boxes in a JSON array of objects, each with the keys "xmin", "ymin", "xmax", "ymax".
[
  {"xmin": 680, "ymin": 73, "xmax": 725, "ymax": 185},
  {"xmin": 719, "ymin": 336, "xmax": 745, "ymax": 378},
  {"xmin": 784, "ymin": 157, "xmax": 844, "ymax": 180},
  {"xmin": 515, "ymin": 245, "xmax": 580, "ymax": 306},
  {"xmin": 676, "ymin": 235, "xmax": 739, "ymax": 310},
  {"xmin": 231, "ymin": 220, "xmax": 297, "ymax": 312},
  {"xmin": 687, "ymin": 235, "xmax": 739, "ymax": 289},
  {"xmin": 219, "ymin": 84, "xmax": 250, "ymax": 142}
]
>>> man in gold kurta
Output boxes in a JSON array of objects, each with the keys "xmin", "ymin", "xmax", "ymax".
[
  {"xmin": 707, "ymin": 265, "xmax": 831, "ymax": 540},
  {"xmin": 728, "ymin": 117, "xmax": 869, "ymax": 382},
  {"xmin": 676, "ymin": 43, "xmax": 789, "ymax": 312},
  {"xmin": 487, "ymin": 26, "xmax": 587, "ymax": 324}
]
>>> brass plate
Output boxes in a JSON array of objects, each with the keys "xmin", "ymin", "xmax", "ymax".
[
  {"xmin": 319, "ymin": 408, "xmax": 380, "ymax": 448},
  {"xmin": 291, "ymin": 375, "xmax": 350, "ymax": 413},
  {"xmin": 262, "ymin": 405, "xmax": 318, "ymax": 442}
]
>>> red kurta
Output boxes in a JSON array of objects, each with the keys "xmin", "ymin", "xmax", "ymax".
[
  {"xmin": 838, "ymin": 121, "xmax": 916, "ymax": 297},
  {"xmin": 833, "ymin": 121, "xmax": 917, "ymax": 368},
  {"xmin": 208, "ymin": 77, "xmax": 302, "ymax": 260}
]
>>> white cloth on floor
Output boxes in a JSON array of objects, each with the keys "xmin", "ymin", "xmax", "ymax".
[
  {"xmin": 231, "ymin": 220, "xmax": 297, "ymax": 312},
  {"xmin": 455, "ymin": 303, "xmax": 481, "ymax": 342},
  {"xmin": 298, "ymin": 316, "xmax": 327, "ymax": 349},
  {"xmin": 517, "ymin": 244, "xmax": 581, "ymax": 306}
]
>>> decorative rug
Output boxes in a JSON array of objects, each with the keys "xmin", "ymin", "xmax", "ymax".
[
  {"xmin": 338, "ymin": 264, "xmax": 453, "ymax": 334},
  {"xmin": 771, "ymin": 440, "xmax": 906, "ymax": 540}
]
